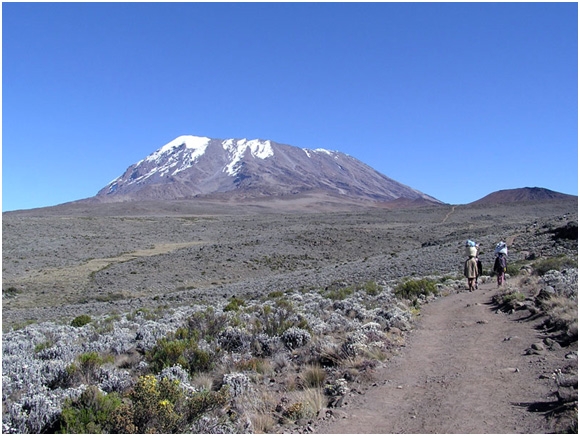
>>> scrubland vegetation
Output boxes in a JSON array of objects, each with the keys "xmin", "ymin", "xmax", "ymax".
[
  {"xmin": 3, "ymin": 256, "xmax": 577, "ymax": 433},
  {"xmin": 2, "ymin": 277, "xmax": 416, "ymax": 433}
]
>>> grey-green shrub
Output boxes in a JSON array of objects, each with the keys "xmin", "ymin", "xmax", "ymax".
[
  {"xmin": 534, "ymin": 255, "xmax": 577, "ymax": 276},
  {"xmin": 70, "ymin": 315, "xmax": 92, "ymax": 327},
  {"xmin": 395, "ymin": 278, "xmax": 437, "ymax": 299}
]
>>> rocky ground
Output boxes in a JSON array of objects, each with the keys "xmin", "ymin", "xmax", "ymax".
[{"xmin": 2, "ymin": 198, "xmax": 578, "ymax": 433}]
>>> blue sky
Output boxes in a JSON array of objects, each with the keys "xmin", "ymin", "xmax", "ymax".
[{"xmin": 2, "ymin": 2, "xmax": 578, "ymax": 212}]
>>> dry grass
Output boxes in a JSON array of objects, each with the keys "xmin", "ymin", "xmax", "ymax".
[
  {"xmin": 240, "ymin": 390, "xmax": 278, "ymax": 433},
  {"xmin": 190, "ymin": 373, "xmax": 214, "ymax": 391},
  {"xmin": 299, "ymin": 365, "xmax": 326, "ymax": 388},
  {"xmin": 286, "ymin": 388, "xmax": 325, "ymax": 420},
  {"xmin": 249, "ymin": 412, "xmax": 276, "ymax": 433},
  {"xmin": 542, "ymin": 295, "xmax": 578, "ymax": 340}
]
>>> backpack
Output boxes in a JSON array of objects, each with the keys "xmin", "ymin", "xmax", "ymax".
[{"xmin": 494, "ymin": 254, "xmax": 506, "ymax": 273}]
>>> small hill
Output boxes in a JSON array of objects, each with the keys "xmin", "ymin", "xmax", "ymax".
[{"xmin": 469, "ymin": 187, "xmax": 577, "ymax": 206}]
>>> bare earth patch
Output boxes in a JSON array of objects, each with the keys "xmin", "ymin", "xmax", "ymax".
[
  {"xmin": 7, "ymin": 242, "xmax": 205, "ymax": 308},
  {"xmin": 315, "ymin": 281, "xmax": 574, "ymax": 434}
]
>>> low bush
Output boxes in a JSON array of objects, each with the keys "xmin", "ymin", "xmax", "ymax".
[
  {"xmin": 65, "ymin": 351, "xmax": 112, "ymax": 386},
  {"xmin": 395, "ymin": 278, "xmax": 437, "ymax": 300},
  {"xmin": 281, "ymin": 327, "xmax": 311, "ymax": 350},
  {"xmin": 251, "ymin": 303, "xmax": 308, "ymax": 337},
  {"xmin": 187, "ymin": 386, "xmax": 230, "ymax": 419},
  {"xmin": 147, "ymin": 330, "xmax": 213, "ymax": 375},
  {"xmin": 322, "ymin": 286, "xmax": 354, "ymax": 301},
  {"xmin": 505, "ymin": 263, "xmax": 523, "ymax": 277},
  {"xmin": 3, "ymin": 286, "xmax": 21, "ymax": 298},
  {"xmin": 186, "ymin": 307, "xmax": 228, "ymax": 342},
  {"xmin": 533, "ymin": 255, "xmax": 577, "ymax": 276},
  {"xmin": 70, "ymin": 314, "xmax": 92, "ymax": 327},
  {"xmin": 34, "ymin": 340, "xmax": 54, "ymax": 353},
  {"xmin": 363, "ymin": 281, "xmax": 380, "ymax": 296},
  {"xmin": 57, "ymin": 385, "xmax": 124, "ymax": 433},
  {"xmin": 130, "ymin": 375, "xmax": 185, "ymax": 433},
  {"xmin": 224, "ymin": 296, "xmax": 245, "ymax": 312},
  {"xmin": 501, "ymin": 291, "xmax": 525, "ymax": 305},
  {"xmin": 64, "ymin": 374, "xmax": 227, "ymax": 434}
]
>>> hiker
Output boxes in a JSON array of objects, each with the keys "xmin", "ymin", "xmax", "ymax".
[
  {"xmin": 493, "ymin": 252, "xmax": 507, "ymax": 287},
  {"xmin": 493, "ymin": 241, "xmax": 508, "ymax": 287},
  {"xmin": 475, "ymin": 254, "xmax": 483, "ymax": 289},
  {"xmin": 464, "ymin": 254, "xmax": 478, "ymax": 292},
  {"xmin": 463, "ymin": 240, "xmax": 479, "ymax": 291}
]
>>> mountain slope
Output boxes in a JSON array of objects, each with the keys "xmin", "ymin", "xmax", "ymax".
[
  {"xmin": 96, "ymin": 135, "xmax": 442, "ymax": 204},
  {"xmin": 469, "ymin": 187, "xmax": 577, "ymax": 205}
]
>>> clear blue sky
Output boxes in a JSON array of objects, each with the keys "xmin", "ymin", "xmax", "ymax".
[{"xmin": 2, "ymin": 2, "xmax": 578, "ymax": 212}]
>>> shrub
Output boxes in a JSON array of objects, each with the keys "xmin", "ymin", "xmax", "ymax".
[
  {"xmin": 281, "ymin": 327, "xmax": 311, "ymax": 350},
  {"xmin": 283, "ymin": 401, "xmax": 305, "ymax": 420},
  {"xmin": 186, "ymin": 307, "xmax": 228, "ymax": 342},
  {"xmin": 148, "ymin": 336, "xmax": 212, "ymax": 375},
  {"xmin": 130, "ymin": 375, "xmax": 185, "ymax": 433},
  {"xmin": 71, "ymin": 314, "xmax": 92, "ymax": 327},
  {"xmin": 3, "ymin": 286, "xmax": 20, "ymax": 298},
  {"xmin": 364, "ymin": 281, "xmax": 380, "ymax": 296},
  {"xmin": 395, "ymin": 278, "xmax": 437, "ymax": 299},
  {"xmin": 224, "ymin": 296, "xmax": 245, "ymax": 312},
  {"xmin": 534, "ymin": 255, "xmax": 578, "ymax": 276},
  {"xmin": 505, "ymin": 263, "xmax": 522, "ymax": 277},
  {"xmin": 501, "ymin": 291, "xmax": 525, "ymax": 305},
  {"xmin": 57, "ymin": 385, "xmax": 124, "ymax": 433},
  {"xmin": 322, "ymin": 286, "xmax": 354, "ymax": 301},
  {"xmin": 34, "ymin": 340, "xmax": 54, "ymax": 353},
  {"xmin": 148, "ymin": 338, "xmax": 193, "ymax": 372},
  {"xmin": 65, "ymin": 351, "xmax": 111, "ymax": 386},
  {"xmin": 64, "ymin": 374, "xmax": 229, "ymax": 434},
  {"xmin": 188, "ymin": 386, "xmax": 230, "ymax": 418},
  {"xmin": 78, "ymin": 351, "xmax": 110, "ymax": 369},
  {"xmin": 251, "ymin": 303, "xmax": 308, "ymax": 337}
]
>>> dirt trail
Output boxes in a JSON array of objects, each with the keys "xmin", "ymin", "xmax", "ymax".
[
  {"xmin": 316, "ymin": 281, "xmax": 560, "ymax": 434},
  {"xmin": 441, "ymin": 205, "xmax": 456, "ymax": 224}
]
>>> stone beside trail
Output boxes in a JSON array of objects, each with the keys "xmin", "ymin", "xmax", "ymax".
[{"xmin": 315, "ymin": 280, "xmax": 572, "ymax": 434}]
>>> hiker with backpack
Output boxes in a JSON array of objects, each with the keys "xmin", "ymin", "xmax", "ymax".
[
  {"xmin": 493, "ymin": 242, "xmax": 508, "ymax": 287},
  {"xmin": 463, "ymin": 240, "xmax": 479, "ymax": 292},
  {"xmin": 464, "ymin": 254, "xmax": 479, "ymax": 291}
]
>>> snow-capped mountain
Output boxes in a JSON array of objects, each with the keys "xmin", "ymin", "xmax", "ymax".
[{"xmin": 96, "ymin": 135, "xmax": 442, "ymax": 204}]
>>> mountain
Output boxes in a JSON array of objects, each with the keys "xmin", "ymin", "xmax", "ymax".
[
  {"xmin": 469, "ymin": 187, "xmax": 577, "ymax": 205},
  {"xmin": 96, "ymin": 135, "xmax": 442, "ymax": 205}
]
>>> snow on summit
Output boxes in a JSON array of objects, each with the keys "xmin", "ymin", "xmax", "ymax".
[
  {"xmin": 145, "ymin": 135, "xmax": 211, "ymax": 164},
  {"xmin": 223, "ymin": 138, "xmax": 274, "ymax": 176}
]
